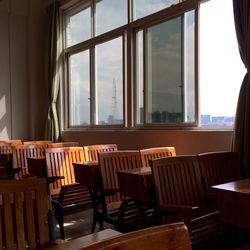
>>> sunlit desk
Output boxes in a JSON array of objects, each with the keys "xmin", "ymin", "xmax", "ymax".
[
  {"xmin": 44, "ymin": 229, "xmax": 122, "ymax": 249},
  {"xmin": 212, "ymin": 178, "xmax": 250, "ymax": 229}
]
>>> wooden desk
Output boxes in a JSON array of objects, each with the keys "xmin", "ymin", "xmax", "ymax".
[
  {"xmin": 44, "ymin": 229, "xmax": 122, "ymax": 250},
  {"xmin": 212, "ymin": 178, "xmax": 250, "ymax": 229},
  {"xmin": 117, "ymin": 167, "xmax": 153, "ymax": 203}
]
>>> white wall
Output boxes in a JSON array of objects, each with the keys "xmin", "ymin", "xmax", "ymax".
[{"xmin": 0, "ymin": 0, "xmax": 49, "ymax": 140}]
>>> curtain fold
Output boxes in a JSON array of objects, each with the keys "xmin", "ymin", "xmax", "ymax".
[
  {"xmin": 45, "ymin": 1, "xmax": 61, "ymax": 142},
  {"xmin": 232, "ymin": 0, "xmax": 250, "ymax": 177}
]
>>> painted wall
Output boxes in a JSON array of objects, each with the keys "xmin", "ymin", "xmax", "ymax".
[
  {"xmin": 62, "ymin": 130, "xmax": 233, "ymax": 155},
  {"xmin": 0, "ymin": 0, "xmax": 49, "ymax": 140}
]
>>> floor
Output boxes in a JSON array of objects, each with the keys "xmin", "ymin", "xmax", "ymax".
[
  {"xmin": 54, "ymin": 209, "xmax": 250, "ymax": 250},
  {"xmin": 54, "ymin": 209, "xmax": 113, "ymax": 241}
]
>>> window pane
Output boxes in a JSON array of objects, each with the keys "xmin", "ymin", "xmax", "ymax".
[
  {"xmin": 95, "ymin": 0, "xmax": 127, "ymax": 36},
  {"xmin": 69, "ymin": 51, "xmax": 90, "ymax": 126},
  {"xmin": 136, "ymin": 30, "xmax": 144, "ymax": 124},
  {"xmin": 95, "ymin": 37, "xmax": 123, "ymax": 125},
  {"xmin": 146, "ymin": 17, "xmax": 183, "ymax": 123},
  {"xmin": 200, "ymin": 0, "xmax": 245, "ymax": 127},
  {"xmin": 134, "ymin": 0, "xmax": 180, "ymax": 20},
  {"xmin": 66, "ymin": 6, "xmax": 91, "ymax": 47},
  {"xmin": 184, "ymin": 11, "xmax": 195, "ymax": 122}
]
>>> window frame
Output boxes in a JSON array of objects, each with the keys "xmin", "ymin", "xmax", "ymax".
[{"xmin": 61, "ymin": 0, "xmax": 202, "ymax": 131}]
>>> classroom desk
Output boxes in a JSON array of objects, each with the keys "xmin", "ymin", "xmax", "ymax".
[
  {"xmin": 212, "ymin": 178, "xmax": 250, "ymax": 229},
  {"xmin": 117, "ymin": 167, "xmax": 154, "ymax": 203}
]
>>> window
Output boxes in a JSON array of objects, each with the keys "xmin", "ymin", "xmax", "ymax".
[
  {"xmin": 62, "ymin": 0, "xmax": 241, "ymax": 130},
  {"xmin": 200, "ymin": 0, "xmax": 245, "ymax": 127},
  {"xmin": 136, "ymin": 10, "xmax": 195, "ymax": 125}
]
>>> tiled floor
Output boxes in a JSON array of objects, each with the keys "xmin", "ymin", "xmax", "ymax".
[{"xmin": 54, "ymin": 209, "xmax": 113, "ymax": 241}]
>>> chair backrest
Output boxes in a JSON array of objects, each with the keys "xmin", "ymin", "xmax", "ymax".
[
  {"xmin": 151, "ymin": 155, "xmax": 207, "ymax": 213},
  {"xmin": 140, "ymin": 146, "xmax": 176, "ymax": 168},
  {"xmin": 12, "ymin": 144, "xmax": 47, "ymax": 177},
  {"xmin": 45, "ymin": 147, "xmax": 86, "ymax": 194},
  {"xmin": 198, "ymin": 151, "xmax": 242, "ymax": 194},
  {"xmin": 84, "ymin": 144, "xmax": 118, "ymax": 162},
  {"xmin": 0, "ymin": 142, "xmax": 13, "ymax": 154},
  {"xmin": 0, "ymin": 139, "xmax": 22, "ymax": 145},
  {"xmin": 99, "ymin": 150, "xmax": 142, "ymax": 203},
  {"xmin": 47, "ymin": 142, "xmax": 79, "ymax": 148},
  {"xmin": 23, "ymin": 140, "xmax": 53, "ymax": 145},
  {"xmin": 0, "ymin": 178, "xmax": 50, "ymax": 249},
  {"xmin": 83, "ymin": 223, "xmax": 192, "ymax": 250}
]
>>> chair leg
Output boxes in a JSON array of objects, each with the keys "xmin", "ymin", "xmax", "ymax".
[{"xmin": 53, "ymin": 208, "xmax": 65, "ymax": 239}]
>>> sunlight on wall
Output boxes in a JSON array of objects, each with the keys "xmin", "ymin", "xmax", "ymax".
[{"xmin": 0, "ymin": 96, "xmax": 9, "ymax": 139}]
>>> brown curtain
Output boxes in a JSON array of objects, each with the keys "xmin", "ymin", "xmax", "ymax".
[
  {"xmin": 232, "ymin": 0, "xmax": 250, "ymax": 177},
  {"xmin": 45, "ymin": 1, "xmax": 61, "ymax": 142}
]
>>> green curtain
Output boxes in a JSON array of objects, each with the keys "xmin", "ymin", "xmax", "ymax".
[
  {"xmin": 45, "ymin": 1, "xmax": 61, "ymax": 142},
  {"xmin": 232, "ymin": 0, "xmax": 250, "ymax": 177}
]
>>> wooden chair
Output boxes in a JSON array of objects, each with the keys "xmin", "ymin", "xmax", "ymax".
[
  {"xmin": 83, "ymin": 223, "xmax": 192, "ymax": 250},
  {"xmin": 0, "ymin": 142, "xmax": 13, "ymax": 154},
  {"xmin": 91, "ymin": 150, "xmax": 148, "ymax": 233},
  {"xmin": 140, "ymin": 146, "xmax": 176, "ymax": 168},
  {"xmin": 12, "ymin": 144, "xmax": 47, "ymax": 177},
  {"xmin": 151, "ymin": 155, "xmax": 225, "ymax": 250},
  {"xmin": 47, "ymin": 142, "xmax": 79, "ymax": 148},
  {"xmin": 83, "ymin": 144, "xmax": 118, "ymax": 162},
  {"xmin": 45, "ymin": 147, "xmax": 92, "ymax": 239},
  {"xmin": 0, "ymin": 178, "xmax": 51, "ymax": 249},
  {"xmin": 198, "ymin": 151, "xmax": 242, "ymax": 206},
  {"xmin": 0, "ymin": 139, "xmax": 22, "ymax": 145},
  {"xmin": 23, "ymin": 140, "xmax": 53, "ymax": 145}
]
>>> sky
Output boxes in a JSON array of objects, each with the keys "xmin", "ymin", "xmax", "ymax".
[{"xmin": 200, "ymin": 0, "xmax": 246, "ymax": 117}]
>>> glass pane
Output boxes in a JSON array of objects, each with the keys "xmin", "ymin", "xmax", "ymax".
[
  {"xmin": 95, "ymin": 37, "xmax": 123, "ymax": 125},
  {"xmin": 136, "ymin": 30, "xmax": 144, "ymax": 124},
  {"xmin": 146, "ymin": 17, "xmax": 183, "ymax": 123},
  {"xmin": 69, "ymin": 51, "xmax": 90, "ymax": 126},
  {"xmin": 134, "ymin": 0, "xmax": 180, "ymax": 20},
  {"xmin": 66, "ymin": 6, "xmax": 91, "ymax": 47},
  {"xmin": 95, "ymin": 0, "xmax": 127, "ymax": 36},
  {"xmin": 200, "ymin": 0, "xmax": 245, "ymax": 127},
  {"xmin": 184, "ymin": 11, "xmax": 195, "ymax": 122}
]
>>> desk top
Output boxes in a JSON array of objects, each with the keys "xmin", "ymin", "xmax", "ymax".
[
  {"xmin": 212, "ymin": 178, "xmax": 250, "ymax": 194},
  {"xmin": 44, "ymin": 229, "xmax": 122, "ymax": 250},
  {"xmin": 117, "ymin": 167, "xmax": 151, "ymax": 175}
]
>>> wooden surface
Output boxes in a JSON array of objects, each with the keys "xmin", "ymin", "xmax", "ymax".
[
  {"xmin": 43, "ymin": 229, "xmax": 122, "ymax": 250},
  {"xmin": 0, "ymin": 178, "xmax": 50, "ymax": 249},
  {"xmin": 84, "ymin": 144, "xmax": 118, "ymax": 162},
  {"xmin": 212, "ymin": 178, "xmax": 250, "ymax": 229},
  {"xmin": 140, "ymin": 146, "xmax": 176, "ymax": 168},
  {"xmin": 56, "ymin": 223, "xmax": 191, "ymax": 250},
  {"xmin": 117, "ymin": 167, "xmax": 153, "ymax": 202}
]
